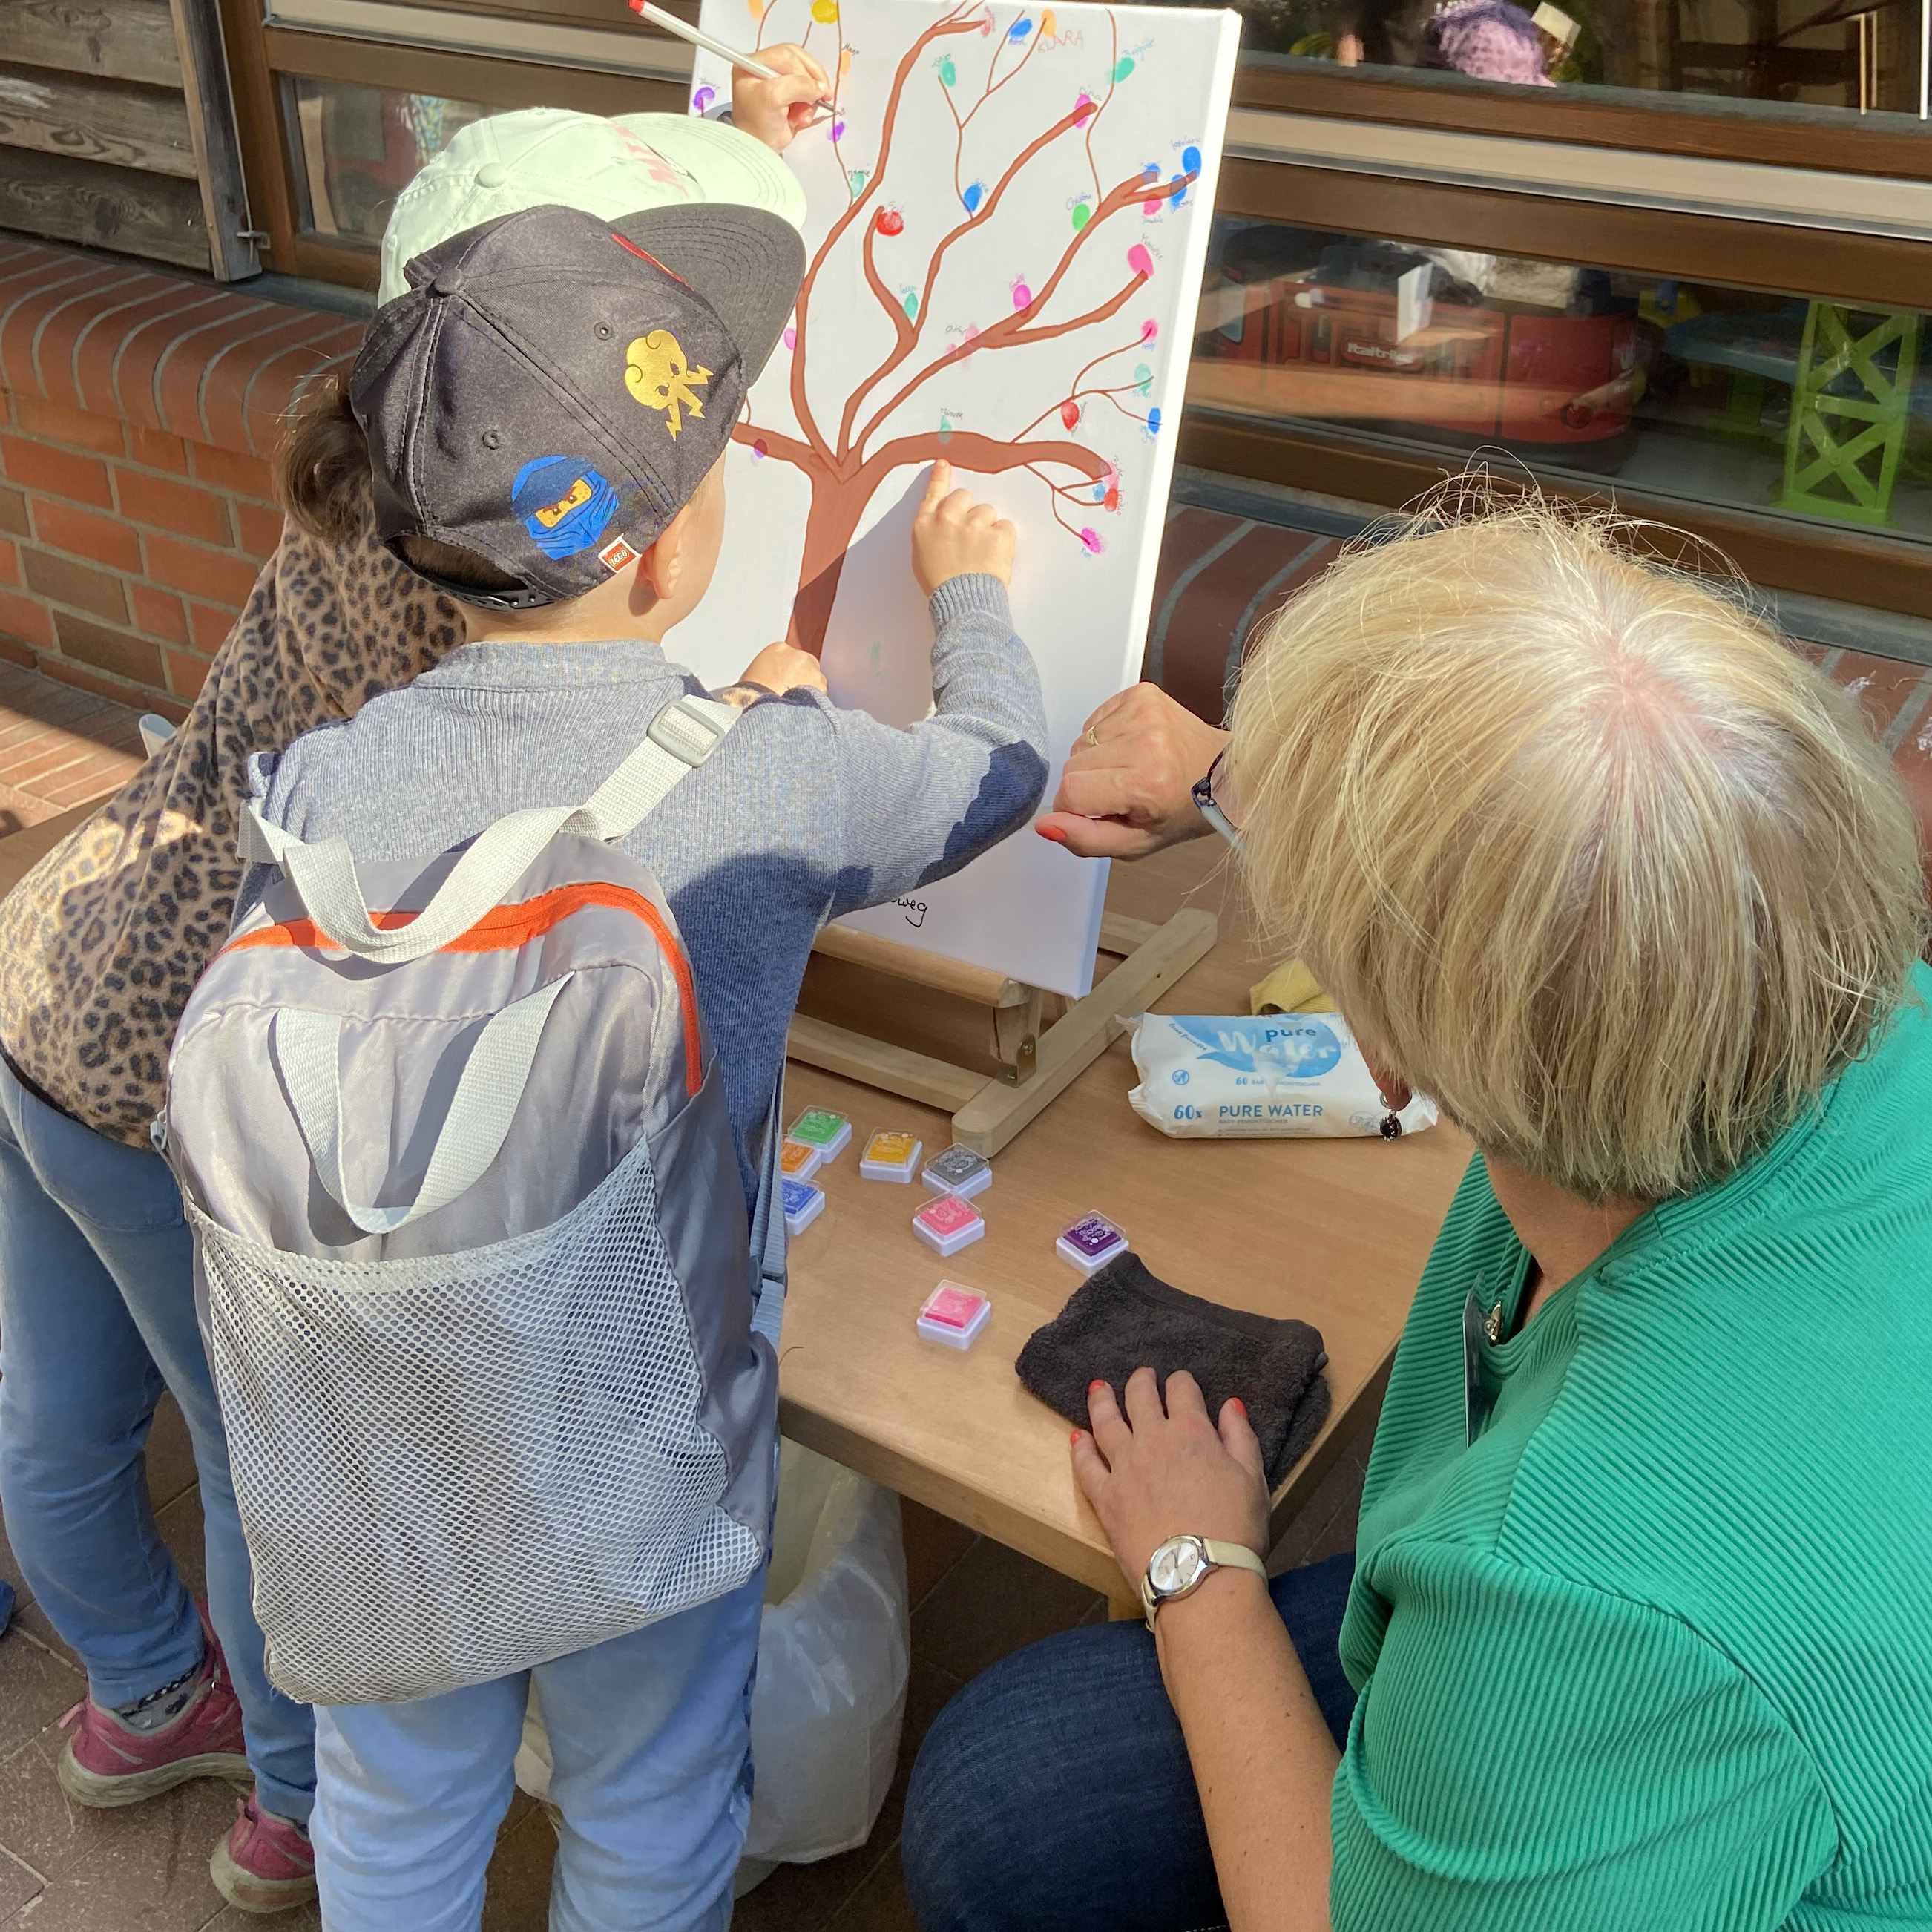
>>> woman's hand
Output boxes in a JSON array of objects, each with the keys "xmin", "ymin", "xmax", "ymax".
[
  {"xmin": 1036, "ymin": 684, "xmax": 1229, "ymax": 860},
  {"xmin": 912, "ymin": 460, "xmax": 1016, "ymax": 595},
  {"xmin": 731, "ymin": 43, "xmax": 830, "ymax": 151},
  {"xmin": 1073, "ymin": 1367, "xmax": 1271, "ymax": 1597}
]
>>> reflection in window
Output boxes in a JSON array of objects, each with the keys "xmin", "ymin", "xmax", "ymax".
[
  {"xmin": 1191, "ymin": 220, "xmax": 1930, "ymax": 540},
  {"xmin": 1174, "ymin": 0, "xmax": 1926, "ymax": 118},
  {"xmin": 289, "ymin": 80, "xmax": 496, "ymax": 247}
]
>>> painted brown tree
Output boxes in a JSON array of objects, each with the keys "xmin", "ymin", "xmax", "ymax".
[{"xmin": 737, "ymin": 0, "xmax": 1195, "ymax": 652}]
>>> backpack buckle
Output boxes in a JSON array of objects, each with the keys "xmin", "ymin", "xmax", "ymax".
[{"xmin": 648, "ymin": 697, "xmax": 732, "ymax": 768}]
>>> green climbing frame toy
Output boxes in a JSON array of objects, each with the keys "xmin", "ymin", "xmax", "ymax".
[{"xmin": 1778, "ymin": 303, "xmax": 1921, "ymax": 530}]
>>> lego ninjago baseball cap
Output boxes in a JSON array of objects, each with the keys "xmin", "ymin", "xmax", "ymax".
[
  {"xmin": 351, "ymin": 201, "xmax": 805, "ymax": 608},
  {"xmin": 378, "ymin": 109, "xmax": 806, "ymax": 304}
]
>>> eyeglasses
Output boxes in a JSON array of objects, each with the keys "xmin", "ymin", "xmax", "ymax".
[{"xmin": 1190, "ymin": 747, "xmax": 1242, "ymax": 850}]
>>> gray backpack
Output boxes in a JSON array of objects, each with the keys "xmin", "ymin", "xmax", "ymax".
[{"xmin": 162, "ymin": 695, "xmax": 782, "ymax": 1705}]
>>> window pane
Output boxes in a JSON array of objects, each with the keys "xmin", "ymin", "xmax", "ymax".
[
  {"xmin": 286, "ymin": 79, "xmax": 497, "ymax": 248},
  {"xmin": 1191, "ymin": 220, "xmax": 1931, "ymax": 543},
  {"xmin": 1178, "ymin": 0, "xmax": 1928, "ymax": 124}
]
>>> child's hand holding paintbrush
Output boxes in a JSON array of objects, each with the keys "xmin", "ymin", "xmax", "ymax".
[{"xmin": 629, "ymin": 1, "xmax": 833, "ymax": 148}]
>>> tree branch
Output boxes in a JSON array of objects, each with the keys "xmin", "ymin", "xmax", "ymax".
[
  {"xmin": 732, "ymin": 419, "xmax": 825, "ymax": 477},
  {"xmin": 862, "ymin": 428, "xmax": 1109, "ymax": 493},
  {"xmin": 852, "ymin": 159, "xmax": 1177, "ymax": 450},
  {"xmin": 789, "ymin": 7, "xmax": 986, "ymax": 465}
]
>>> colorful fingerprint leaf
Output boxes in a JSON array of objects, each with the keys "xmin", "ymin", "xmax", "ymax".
[
  {"xmin": 1071, "ymin": 201, "xmax": 1091, "ymax": 230},
  {"xmin": 1073, "ymin": 91, "xmax": 1094, "ymax": 121},
  {"xmin": 962, "ymin": 181, "xmax": 985, "ymax": 214},
  {"xmin": 1012, "ymin": 281, "xmax": 1032, "ymax": 309},
  {"xmin": 848, "ymin": 168, "xmax": 867, "ymax": 191},
  {"xmin": 1114, "ymin": 55, "xmax": 1135, "ymax": 79},
  {"xmin": 752, "ymin": 438, "xmax": 768, "ymax": 459},
  {"xmin": 783, "ymin": 325, "xmax": 796, "ymax": 349},
  {"xmin": 1060, "ymin": 398, "xmax": 1080, "ymax": 429},
  {"xmin": 876, "ymin": 208, "xmax": 904, "ymax": 235},
  {"xmin": 691, "ymin": 85, "xmax": 715, "ymax": 112},
  {"xmin": 1127, "ymin": 243, "xmax": 1153, "ymax": 277},
  {"xmin": 1134, "ymin": 362, "xmax": 1151, "ymax": 390},
  {"xmin": 1169, "ymin": 177, "xmax": 1187, "ymax": 204},
  {"xmin": 1104, "ymin": 487, "xmax": 1120, "ymax": 512},
  {"xmin": 1080, "ymin": 528, "xmax": 1104, "ymax": 553},
  {"xmin": 1183, "ymin": 145, "xmax": 1202, "ymax": 174},
  {"xmin": 1008, "ymin": 15, "xmax": 1032, "ymax": 36},
  {"xmin": 903, "ymin": 291, "xmax": 919, "ymax": 319},
  {"xmin": 1146, "ymin": 407, "xmax": 1163, "ymax": 433},
  {"xmin": 1140, "ymin": 318, "xmax": 1159, "ymax": 341},
  {"xmin": 939, "ymin": 54, "xmax": 957, "ymax": 83},
  {"xmin": 1042, "ymin": 7, "xmax": 1057, "ymax": 32},
  {"xmin": 810, "ymin": 0, "xmax": 838, "ymax": 19}
]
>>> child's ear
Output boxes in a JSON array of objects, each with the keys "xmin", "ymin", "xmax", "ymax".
[{"xmin": 634, "ymin": 507, "xmax": 690, "ymax": 610}]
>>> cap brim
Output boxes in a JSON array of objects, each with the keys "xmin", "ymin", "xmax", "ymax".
[{"xmin": 611, "ymin": 203, "xmax": 804, "ymax": 385}]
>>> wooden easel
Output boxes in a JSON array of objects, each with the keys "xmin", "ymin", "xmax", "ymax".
[{"xmin": 786, "ymin": 907, "xmax": 1217, "ymax": 1157}]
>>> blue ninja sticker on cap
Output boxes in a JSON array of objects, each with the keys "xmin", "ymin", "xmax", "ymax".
[{"xmin": 512, "ymin": 457, "xmax": 620, "ymax": 558}]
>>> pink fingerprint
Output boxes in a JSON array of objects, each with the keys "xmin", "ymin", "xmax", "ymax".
[
  {"xmin": 1080, "ymin": 528, "xmax": 1103, "ymax": 553},
  {"xmin": 1011, "ymin": 281, "xmax": 1031, "ymax": 309},
  {"xmin": 1140, "ymin": 318, "xmax": 1158, "ymax": 341},
  {"xmin": 1127, "ymin": 244, "xmax": 1153, "ymax": 278},
  {"xmin": 782, "ymin": 325, "xmax": 796, "ymax": 350},
  {"xmin": 1073, "ymin": 91, "xmax": 1094, "ymax": 122}
]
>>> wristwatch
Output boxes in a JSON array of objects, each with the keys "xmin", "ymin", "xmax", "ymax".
[{"xmin": 1140, "ymin": 1534, "xmax": 1267, "ymax": 1628}]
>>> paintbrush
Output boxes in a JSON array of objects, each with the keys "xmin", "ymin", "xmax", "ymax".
[{"xmin": 628, "ymin": 1, "xmax": 837, "ymax": 112}]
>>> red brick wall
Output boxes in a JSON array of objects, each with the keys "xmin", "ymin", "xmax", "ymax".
[{"xmin": 0, "ymin": 237, "xmax": 365, "ymax": 720}]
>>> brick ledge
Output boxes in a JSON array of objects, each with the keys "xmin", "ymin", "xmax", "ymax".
[{"xmin": 0, "ymin": 235, "xmax": 364, "ymax": 461}]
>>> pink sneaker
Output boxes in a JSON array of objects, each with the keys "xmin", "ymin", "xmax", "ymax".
[
  {"xmin": 56, "ymin": 1616, "xmax": 249, "ymax": 1808},
  {"xmin": 210, "ymin": 1793, "xmax": 318, "ymax": 1915}
]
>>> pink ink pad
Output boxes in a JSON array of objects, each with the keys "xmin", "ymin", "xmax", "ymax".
[
  {"xmin": 913, "ymin": 1192, "xmax": 985, "ymax": 1257},
  {"xmin": 917, "ymin": 1281, "xmax": 991, "ymax": 1349},
  {"xmin": 1057, "ymin": 1211, "xmax": 1128, "ymax": 1275}
]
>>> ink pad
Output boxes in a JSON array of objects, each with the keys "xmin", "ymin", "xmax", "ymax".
[
  {"xmin": 912, "ymin": 1192, "xmax": 986, "ymax": 1257},
  {"xmin": 789, "ymin": 1108, "xmax": 852, "ymax": 1160},
  {"xmin": 860, "ymin": 1131, "xmax": 922, "ymax": 1181},
  {"xmin": 916, "ymin": 1281, "xmax": 991, "ymax": 1350},
  {"xmin": 921, "ymin": 1143, "xmax": 991, "ymax": 1199},
  {"xmin": 781, "ymin": 1177, "xmax": 825, "ymax": 1235},
  {"xmin": 1057, "ymin": 1211, "xmax": 1128, "ymax": 1275},
  {"xmin": 778, "ymin": 1138, "xmax": 822, "ymax": 1183}
]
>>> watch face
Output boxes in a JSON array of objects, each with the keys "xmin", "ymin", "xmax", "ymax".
[{"xmin": 1148, "ymin": 1537, "xmax": 1206, "ymax": 1597}]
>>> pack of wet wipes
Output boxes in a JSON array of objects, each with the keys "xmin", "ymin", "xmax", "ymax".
[{"xmin": 1126, "ymin": 1013, "xmax": 1439, "ymax": 1140}]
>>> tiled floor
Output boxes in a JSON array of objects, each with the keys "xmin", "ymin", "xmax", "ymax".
[
  {"xmin": 0, "ymin": 661, "xmax": 145, "ymax": 836},
  {"xmin": 0, "ymin": 1394, "xmax": 1371, "ymax": 1931}
]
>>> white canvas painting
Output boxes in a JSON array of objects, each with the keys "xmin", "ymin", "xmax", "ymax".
[{"xmin": 679, "ymin": 0, "xmax": 1241, "ymax": 996}]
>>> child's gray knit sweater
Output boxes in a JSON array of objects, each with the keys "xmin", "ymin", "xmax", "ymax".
[{"xmin": 245, "ymin": 574, "xmax": 1046, "ymax": 1207}]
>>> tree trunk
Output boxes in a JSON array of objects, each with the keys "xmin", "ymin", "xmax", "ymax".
[{"xmin": 789, "ymin": 479, "xmax": 872, "ymax": 656}]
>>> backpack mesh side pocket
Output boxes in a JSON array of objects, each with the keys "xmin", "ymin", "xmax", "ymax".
[{"xmin": 196, "ymin": 1130, "xmax": 762, "ymax": 1704}]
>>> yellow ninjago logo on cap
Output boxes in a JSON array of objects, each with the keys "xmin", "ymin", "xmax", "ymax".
[{"xmin": 625, "ymin": 330, "xmax": 709, "ymax": 439}]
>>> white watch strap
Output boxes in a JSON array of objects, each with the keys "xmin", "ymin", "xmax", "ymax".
[{"xmin": 1197, "ymin": 1539, "xmax": 1268, "ymax": 1583}]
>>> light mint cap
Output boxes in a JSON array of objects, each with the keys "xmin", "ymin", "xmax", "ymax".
[{"xmin": 378, "ymin": 108, "xmax": 806, "ymax": 304}]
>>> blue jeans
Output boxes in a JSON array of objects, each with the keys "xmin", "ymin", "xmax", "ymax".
[
  {"xmin": 0, "ymin": 1058, "xmax": 315, "ymax": 1824},
  {"xmin": 312, "ymin": 1568, "xmax": 765, "ymax": 1932},
  {"xmin": 901, "ymin": 1552, "xmax": 1358, "ymax": 1932}
]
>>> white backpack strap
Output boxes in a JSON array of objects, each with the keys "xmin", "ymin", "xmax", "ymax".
[
  {"xmin": 272, "ymin": 976, "xmax": 571, "ymax": 1235},
  {"xmin": 242, "ymin": 697, "xmax": 737, "ymax": 965}
]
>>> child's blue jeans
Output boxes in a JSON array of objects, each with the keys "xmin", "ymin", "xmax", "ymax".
[
  {"xmin": 312, "ymin": 1569, "xmax": 765, "ymax": 1932},
  {"xmin": 0, "ymin": 1055, "xmax": 315, "ymax": 1824}
]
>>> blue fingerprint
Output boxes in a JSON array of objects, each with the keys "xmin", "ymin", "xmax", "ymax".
[
  {"xmin": 1141, "ymin": 162, "xmax": 1159, "ymax": 180},
  {"xmin": 1008, "ymin": 15, "xmax": 1031, "ymax": 36},
  {"xmin": 1169, "ymin": 176, "xmax": 1186, "ymax": 205},
  {"xmin": 1147, "ymin": 407, "xmax": 1163, "ymax": 434},
  {"xmin": 962, "ymin": 180, "xmax": 984, "ymax": 213},
  {"xmin": 1183, "ymin": 144, "xmax": 1202, "ymax": 174}
]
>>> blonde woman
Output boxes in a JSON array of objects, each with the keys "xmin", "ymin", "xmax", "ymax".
[{"xmin": 904, "ymin": 504, "xmax": 1932, "ymax": 1931}]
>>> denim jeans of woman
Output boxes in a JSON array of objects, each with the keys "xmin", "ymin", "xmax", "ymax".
[
  {"xmin": 0, "ymin": 1057, "xmax": 315, "ymax": 1823},
  {"xmin": 901, "ymin": 1552, "xmax": 1357, "ymax": 1932}
]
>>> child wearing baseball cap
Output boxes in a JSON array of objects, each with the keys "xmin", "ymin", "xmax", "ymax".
[
  {"xmin": 0, "ymin": 64, "xmax": 840, "ymax": 1925},
  {"xmin": 243, "ymin": 171, "xmax": 1044, "ymax": 1932}
]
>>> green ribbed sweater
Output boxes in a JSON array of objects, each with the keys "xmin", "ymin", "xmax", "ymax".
[{"xmin": 1330, "ymin": 962, "xmax": 1932, "ymax": 1930}]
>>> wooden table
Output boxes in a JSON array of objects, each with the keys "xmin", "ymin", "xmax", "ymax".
[{"xmin": 778, "ymin": 839, "xmax": 1473, "ymax": 1612}]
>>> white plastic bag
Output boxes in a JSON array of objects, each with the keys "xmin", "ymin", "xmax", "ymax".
[
  {"xmin": 1126, "ymin": 1011, "xmax": 1439, "ymax": 1139},
  {"xmin": 514, "ymin": 1440, "xmax": 910, "ymax": 1875}
]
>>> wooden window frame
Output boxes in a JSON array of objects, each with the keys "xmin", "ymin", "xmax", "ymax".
[
  {"xmin": 1229, "ymin": 56, "xmax": 1932, "ymax": 183},
  {"xmin": 211, "ymin": 11, "xmax": 1932, "ymax": 613}
]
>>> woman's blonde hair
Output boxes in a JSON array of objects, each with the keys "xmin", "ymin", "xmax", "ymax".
[{"xmin": 1229, "ymin": 490, "xmax": 1927, "ymax": 1203}]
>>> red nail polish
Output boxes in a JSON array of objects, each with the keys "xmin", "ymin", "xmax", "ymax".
[
  {"xmin": 1036, "ymin": 822, "xmax": 1065, "ymax": 844},
  {"xmin": 1069, "ymin": 1428, "xmax": 1083, "ymax": 1445},
  {"xmin": 1089, "ymin": 1379, "xmax": 1108, "ymax": 1391},
  {"xmin": 1230, "ymin": 1396, "xmax": 1248, "ymax": 1418}
]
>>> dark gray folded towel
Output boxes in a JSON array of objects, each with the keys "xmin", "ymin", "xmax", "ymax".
[{"xmin": 1016, "ymin": 1253, "xmax": 1331, "ymax": 1488}]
